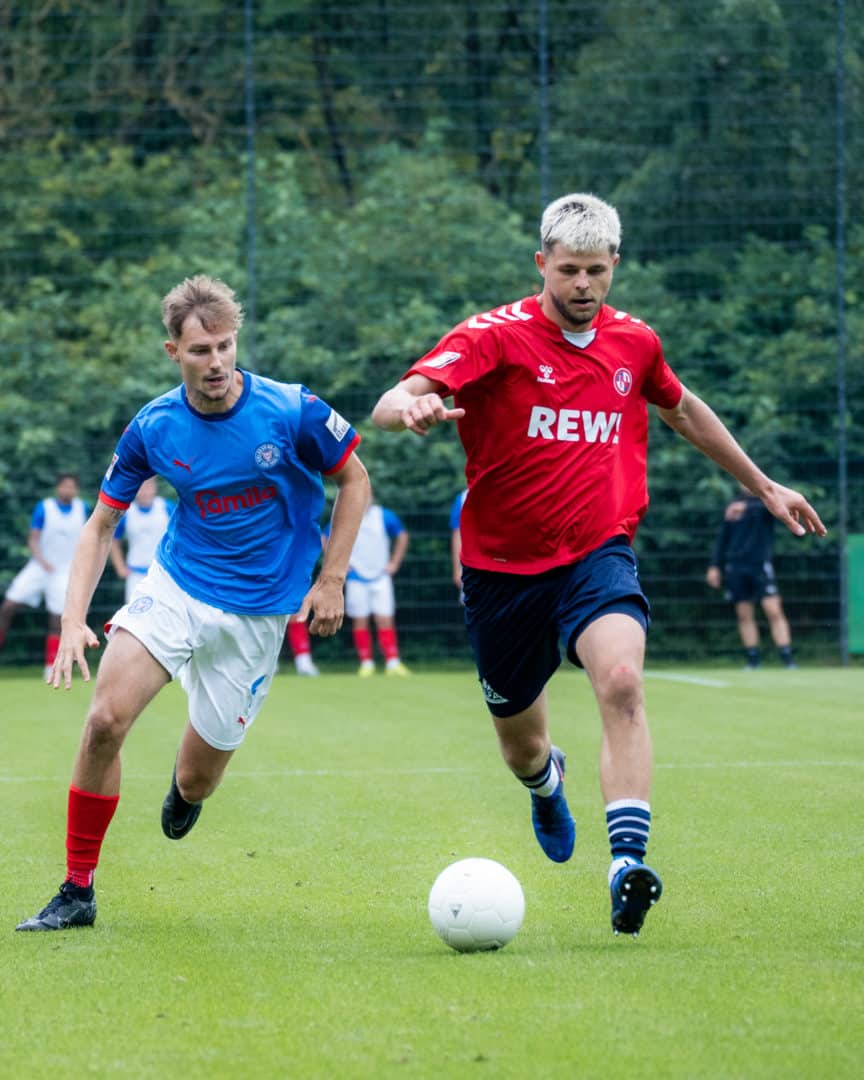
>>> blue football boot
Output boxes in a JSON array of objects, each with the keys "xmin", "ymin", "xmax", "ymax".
[
  {"xmin": 610, "ymin": 862, "xmax": 663, "ymax": 936},
  {"xmin": 530, "ymin": 746, "xmax": 575, "ymax": 863}
]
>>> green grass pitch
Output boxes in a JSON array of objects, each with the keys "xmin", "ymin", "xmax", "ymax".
[{"xmin": 2, "ymin": 664, "xmax": 862, "ymax": 1078}]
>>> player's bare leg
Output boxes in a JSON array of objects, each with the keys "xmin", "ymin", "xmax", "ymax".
[
  {"xmin": 0, "ymin": 597, "xmax": 22, "ymax": 647},
  {"xmin": 162, "ymin": 724, "xmax": 234, "ymax": 839},
  {"xmin": 735, "ymin": 600, "xmax": 761, "ymax": 668},
  {"xmin": 761, "ymin": 594, "xmax": 795, "ymax": 667},
  {"xmin": 576, "ymin": 612, "xmax": 661, "ymax": 935},
  {"xmin": 72, "ymin": 628, "xmax": 171, "ymax": 795},
  {"xmin": 493, "ymin": 690, "xmax": 575, "ymax": 863},
  {"xmin": 16, "ymin": 630, "xmax": 169, "ymax": 931}
]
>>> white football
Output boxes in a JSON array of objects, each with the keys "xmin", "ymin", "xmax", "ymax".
[{"xmin": 428, "ymin": 857, "xmax": 525, "ymax": 952}]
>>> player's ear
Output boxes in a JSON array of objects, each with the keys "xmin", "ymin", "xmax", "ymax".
[
  {"xmin": 164, "ymin": 340, "xmax": 178, "ymax": 361},
  {"xmin": 534, "ymin": 250, "xmax": 546, "ymax": 276}
]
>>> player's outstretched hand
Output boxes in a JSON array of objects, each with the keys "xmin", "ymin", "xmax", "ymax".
[
  {"xmin": 50, "ymin": 622, "xmax": 100, "ymax": 690},
  {"xmin": 762, "ymin": 483, "xmax": 827, "ymax": 538},
  {"xmin": 401, "ymin": 393, "xmax": 465, "ymax": 437},
  {"xmin": 294, "ymin": 575, "xmax": 345, "ymax": 638}
]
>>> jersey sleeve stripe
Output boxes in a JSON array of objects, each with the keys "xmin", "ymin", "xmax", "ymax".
[
  {"xmin": 98, "ymin": 491, "xmax": 131, "ymax": 511},
  {"xmin": 323, "ymin": 433, "xmax": 362, "ymax": 476}
]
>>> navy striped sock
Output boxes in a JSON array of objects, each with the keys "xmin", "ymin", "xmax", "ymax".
[
  {"xmin": 520, "ymin": 754, "xmax": 560, "ymax": 798},
  {"xmin": 606, "ymin": 799, "xmax": 651, "ymax": 862}
]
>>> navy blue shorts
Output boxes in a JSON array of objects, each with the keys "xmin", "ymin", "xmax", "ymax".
[
  {"xmin": 723, "ymin": 561, "xmax": 779, "ymax": 603},
  {"xmin": 462, "ymin": 536, "xmax": 649, "ymax": 718}
]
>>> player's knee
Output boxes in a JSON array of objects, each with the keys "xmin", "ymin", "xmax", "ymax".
[
  {"xmin": 597, "ymin": 663, "xmax": 643, "ymax": 717},
  {"xmin": 82, "ymin": 702, "xmax": 131, "ymax": 754},
  {"xmin": 499, "ymin": 732, "xmax": 548, "ymax": 775}
]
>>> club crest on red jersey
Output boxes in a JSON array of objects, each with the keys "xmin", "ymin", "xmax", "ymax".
[{"xmin": 613, "ymin": 368, "xmax": 633, "ymax": 395}]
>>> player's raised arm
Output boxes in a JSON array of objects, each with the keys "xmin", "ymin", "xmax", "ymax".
[
  {"xmin": 371, "ymin": 373, "xmax": 465, "ymax": 436},
  {"xmin": 52, "ymin": 502, "xmax": 124, "ymax": 689},
  {"xmin": 657, "ymin": 386, "xmax": 827, "ymax": 538}
]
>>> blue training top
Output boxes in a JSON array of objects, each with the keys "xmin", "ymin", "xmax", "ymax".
[{"xmin": 100, "ymin": 370, "xmax": 360, "ymax": 616}]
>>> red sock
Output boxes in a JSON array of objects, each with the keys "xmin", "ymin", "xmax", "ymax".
[
  {"xmin": 45, "ymin": 633, "xmax": 60, "ymax": 668},
  {"xmin": 353, "ymin": 627, "xmax": 373, "ymax": 662},
  {"xmin": 377, "ymin": 626, "xmax": 399, "ymax": 661},
  {"xmin": 287, "ymin": 620, "xmax": 311, "ymax": 657},
  {"xmin": 66, "ymin": 785, "xmax": 120, "ymax": 888}
]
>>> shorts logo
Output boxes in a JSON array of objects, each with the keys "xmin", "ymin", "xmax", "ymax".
[
  {"xmin": 613, "ymin": 368, "xmax": 633, "ymax": 395},
  {"xmin": 423, "ymin": 350, "xmax": 461, "ymax": 370},
  {"xmin": 254, "ymin": 442, "xmax": 281, "ymax": 469},
  {"xmin": 238, "ymin": 674, "xmax": 267, "ymax": 728},
  {"xmin": 480, "ymin": 678, "xmax": 509, "ymax": 705},
  {"xmin": 128, "ymin": 596, "xmax": 154, "ymax": 614},
  {"xmin": 325, "ymin": 409, "xmax": 351, "ymax": 441}
]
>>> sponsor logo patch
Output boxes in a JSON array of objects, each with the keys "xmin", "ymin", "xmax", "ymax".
[
  {"xmin": 128, "ymin": 596, "xmax": 154, "ymax": 614},
  {"xmin": 325, "ymin": 409, "xmax": 351, "ymax": 441},
  {"xmin": 423, "ymin": 351, "xmax": 461, "ymax": 370}
]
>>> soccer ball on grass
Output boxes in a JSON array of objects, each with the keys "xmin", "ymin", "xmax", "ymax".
[{"xmin": 428, "ymin": 857, "xmax": 525, "ymax": 952}]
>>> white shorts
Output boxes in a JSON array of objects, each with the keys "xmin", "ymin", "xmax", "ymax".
[
  {"xmin": 345, "ymin": 574, "xmax": 395, "ymax": 618},
  {"xmin": 5, "ymin": 559, "xmax": 69, "ymax": 616},
  {"xmin": 107, "ymin": 562, "xmax": 288, "ymax": 751},
  {"xmin": 124, "ymin": 568, "xmax": 149, "ymax": 604}
]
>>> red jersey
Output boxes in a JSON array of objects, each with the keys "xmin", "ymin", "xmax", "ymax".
[{"xmin": 406, "ymin": 294, "xmax": 683, "ymax": 574}]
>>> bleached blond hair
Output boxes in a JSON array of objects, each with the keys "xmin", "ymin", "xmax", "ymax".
[{"xmin": 540, "ymin": 193, "xmax": 621, "ymax": 255}]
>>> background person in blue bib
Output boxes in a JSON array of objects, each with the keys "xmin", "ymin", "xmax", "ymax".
[{"xmin": 17, "ymin": 274, "xmax": 370, "ymax": 933}]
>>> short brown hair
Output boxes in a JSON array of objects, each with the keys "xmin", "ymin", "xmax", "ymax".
[{"xmin": 161, "ymin": 275, "xmax": 244, "ymax": 340}]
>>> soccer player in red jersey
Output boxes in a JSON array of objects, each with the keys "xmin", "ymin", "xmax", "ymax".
[{"xmin": 372, "ymin": 193, "xmax": 826, "ymax": 937}]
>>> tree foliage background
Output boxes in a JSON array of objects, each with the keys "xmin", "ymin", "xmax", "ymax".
[{"xmin": 1, "ymin": 0, "xmax": 861, "ymax": 663}]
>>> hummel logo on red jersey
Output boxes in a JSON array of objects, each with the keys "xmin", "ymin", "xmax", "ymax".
[{"xmin": 537, "ymin": 364, "xmax": 556, "ymax": 385}]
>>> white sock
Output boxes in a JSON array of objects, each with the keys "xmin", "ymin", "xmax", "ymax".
[{"xmin": 523, "ymin": 755, "xmax": 560, "ymax": 798}]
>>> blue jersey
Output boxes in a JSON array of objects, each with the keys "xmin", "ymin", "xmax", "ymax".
[
  {"xmin": 449, "ymin": 490, "xmax": 468, "ymax": 530},
  {"xmin": 100, "ymin": 371, "xmax": 360, "ymax": 615}
]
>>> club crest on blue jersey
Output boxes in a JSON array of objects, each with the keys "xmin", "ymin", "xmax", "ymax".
[
  {"xmin": 128, "ymin": 596, "xmax": 154, "ymax": 614},
  {"xmin": 254, "ymin": 442, "xmax": 281, "ymax": 469}
]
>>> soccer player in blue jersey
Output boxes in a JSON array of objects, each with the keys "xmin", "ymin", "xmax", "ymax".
[{"xmin": 16, "ymin": 275, "xmax": 370, "ymax": 932}]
